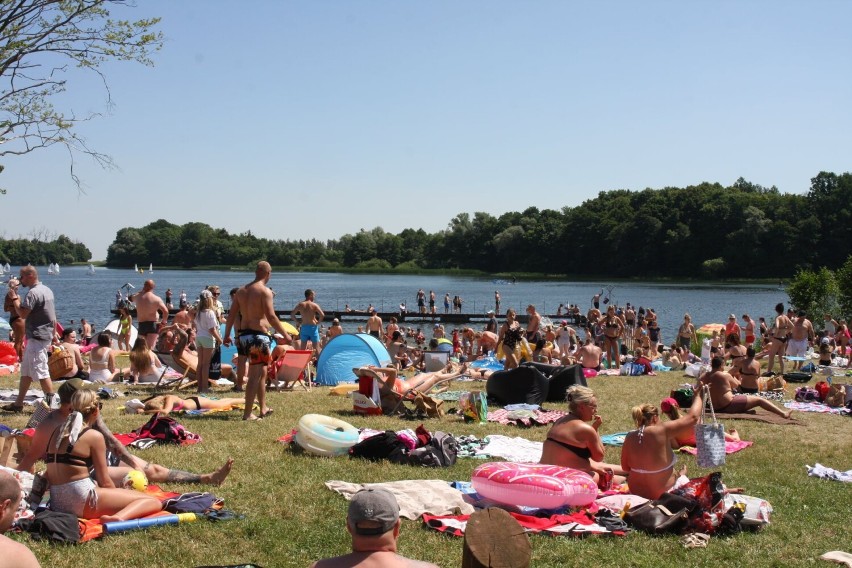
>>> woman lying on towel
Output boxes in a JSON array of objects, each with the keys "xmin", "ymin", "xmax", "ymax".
[
  {"xmin": 620, "ymin": 391, "xmax": 706, "ymax": 500},
  {"xmin": 353, "ymin": 362, "xmax": 469, "ymax": 396},
  {"xmin": 46, "ymin": 389, "xmax": 163, "ymax": 522},
  {"xmin": 660, "ymin": 397, "xmax": 740, "ymax": 448},
  {"xmin": 540, "ymin": 386, "xmax": 626, "ymax": 486},
  {"xmin": 137, "ymin": 394, "xmax": 246, "ymax": 414}
]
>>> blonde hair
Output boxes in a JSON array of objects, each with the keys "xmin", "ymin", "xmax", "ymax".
[
  {"xmin": 143, "ymin": 396, "xmax": 166, "ymax": 413},
  {"xmin": 565, "ymin": 385, "xmax": 595, "ymax": 412},
  {"xmin": 631, "ymin": 404, "xmax": 659, "ymax": 427},
  {"xmin": 56, "ymin": 390, "xmax": 100, "ymax": 451}
]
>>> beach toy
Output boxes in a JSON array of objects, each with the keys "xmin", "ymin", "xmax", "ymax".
[
  {"xmin": 103, "ymin": 513, "xmax": 198, "ymax": 534},
  {"xmin": 294, "ymin": 414, "xmax": 360, "ymax": 457},
  {"xmin": 471, "ymin": 462, "xmax": 598, "ymax": 509},
  {"xmin": 122, "ymin": 470, "xmax": 149, "ymax": 492},
  {"xmin": 0, "ymin": 341, "xmax": 17, "ymax": 366},
  {"xmin": 582, "ymin": 367, "xmax": 597, "ymax": 378}
]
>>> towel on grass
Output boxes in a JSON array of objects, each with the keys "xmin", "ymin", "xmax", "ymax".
[
  {"xmin": 325, "ymin": 479, "xmax": 475, "ymax": 519},
  {"xmin": 601, "ymin": 432, "xmax": 629, "ymax": 447},
  {"xmin": 476, "ymin": 435, "xmax": 542, "ymax": 463},
  {"xmin": 679, "ymin": 440, "xmax": 753, "ymax": 455},
  {"xmin": 785, "ymin": 401, "xmax": 850, "ymax": 415},
  {"xmin": 715, "ymin": 409, "xmax": 803, "ymax": 425}
]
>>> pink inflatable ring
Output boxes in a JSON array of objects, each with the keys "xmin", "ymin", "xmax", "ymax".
[{"xmin": 471, "ymin": 462, "xmax": 597, "ymax": 509}]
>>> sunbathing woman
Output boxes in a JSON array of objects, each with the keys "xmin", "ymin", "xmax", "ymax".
[
  {"xmin": 540, "ymin": 386, "xmax": 625, "ymax": 486},
  {"xmin": 353, "ymin": 362, "xmax": 469, "ymax": 397},
  {"xmin": 128, "ymin": 337, "xmax": 166, "ymax": 384},
  {"xmin": 137, "ymin": 394, "xmax": 246, "ymax": 414},
  {"xmin": 620, "ymin": 389, "xmax": 713, "ymax": 499},
  {"xmin": 659, "ymin": 397, "xmax": 740, "ymax": 448},
  {"xmin": 88, "ymin": 332, "xmax": 121, "ymax": 384},
  {"xmin": 46, "ymin": 389, "xmax": 163, "ymax": 523}
]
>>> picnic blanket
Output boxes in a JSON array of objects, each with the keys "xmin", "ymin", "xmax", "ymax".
[
  {"xmin": 679, "ymin": 440, "xmax": 753, "ymax": 456},
  {"xmin": 487, "ymin": 408, "xmax": 566, "ymax": 427},
  {"xmin": 422, "ymin": 510, "xmax": 625, "ymax": 537},
  {"xmin": 784, "ymin": 401, "xmax": 851, "ymax": 415},
  {"xmin": 325, "ymin": 479, "xmax": 475, "ymax": 519}
]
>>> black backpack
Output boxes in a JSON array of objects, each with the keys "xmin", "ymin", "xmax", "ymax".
[
  {"xmin": 348, "ymin": 431, "xmax": 408, "ymax": 464},
  {"xmin": 783, "ymin": 372, "xmax": 812, "ymax": 383},
  {"xmin": 408, "ymin": 431, "xmax": 459, "ymax": 467}
]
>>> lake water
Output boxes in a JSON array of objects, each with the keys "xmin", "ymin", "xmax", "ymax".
[{"xmin": 3, "ymin": 266, "xmax": 790, "ymax": 342}]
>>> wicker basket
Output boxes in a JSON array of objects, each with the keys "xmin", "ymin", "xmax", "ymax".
[{"xmin": 47, "ymin": 348, "xmax": 74, "ymax": 379}]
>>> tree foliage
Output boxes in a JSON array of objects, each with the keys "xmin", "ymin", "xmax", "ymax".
[
  {"xmin": 0, "ymin": 0, "xmax": 162, "ymax": 188},
  {"xmin": 787, "ymin": 267, "xmax": 839, "ymax": 327},
  {"xmin": 0, "ymin": 232, "xmax": 91, "ymax": 264}
]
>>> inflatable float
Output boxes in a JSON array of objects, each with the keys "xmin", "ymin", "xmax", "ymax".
[
  {"xmin": 294, "ymin": 414, "xmax": 360, "ymax": 457},
  {"xmin": 471, "ymin": 462, "xmax": 598, "ymax": 509}
]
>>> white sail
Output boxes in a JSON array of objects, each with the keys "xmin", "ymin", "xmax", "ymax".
[
  {"xmin": 134, "ymin": 264, "xmax": 138, "ymax": 272},
  {"xmin": 87, "ymin": 264, "xmax": 96, "ymax": 275},
  {"xmin": 148, "ymin": 263, "xmax": 153, "ymax": 273},
  {"xmin": 54, "ymin": 263, "xmax": 60, "ymax": 274},
  {"xmin": 47, "ymin": 263, "xmax": 55, "ymax": 275}
]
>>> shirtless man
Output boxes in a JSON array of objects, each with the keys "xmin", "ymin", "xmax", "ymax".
[
  {"xmin": 731, "ymin": 346, "xmax": 761, "ymax": 393},
  {"xmin": 698, "ymin": 356, "xmax": 792, "ymax": 418},
  {"xmin": 576, "ymin": 337, "xmax": 603, "ymax": 371},
  {"xmin": 766, "ymin": 302, "xmax": 794, "ymax": 375},
  {"xmin": 525, "ymin": 304, "xmax": 541, "ymax": 343},
  {"xmin": 592, "ymin": 289, "xmax": 603, "ymax": 309},
  {"xmin": 327, "ymin": 318, "xmax": 344, "ymax": 341},
  {"xmin": 291, "ymin": 289, "xmax": 325, "ymax": 355},
  {"xmin": 0, "ymin": 470, "xmax": 40, "ymax": 568},
  {"xmin": 475, "ymin": 330, "xmax": 498, "ymax": 356},
  {"xmin": 80, "ymin": 318, "xmax": 93, "ymax": 345},
  {"xmin": 742, "ymin": 314, "xmax": 757, "ymax": 347},
  {"xmin": 787, "ymin": 310, "xmax": 814, "ymax": 370},
  {"xmin": 365, "ymin": 308, "xmax": 383, "ymax": 339},
  {"xmin": 128, "ymin": 280, "xmax": 169, "ymax": 349},
  {"xmin": 223, "ymin": 261, "xmax": 293, "ymax": 421}
]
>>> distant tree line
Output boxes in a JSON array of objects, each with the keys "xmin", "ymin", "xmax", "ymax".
[
  {"xmin": 103, "ymin": 171, "xmax": 850, "ymax": 278},
  {"xmin": 0, "ymin": 233, "xmax": 91, "ymax": 266}
]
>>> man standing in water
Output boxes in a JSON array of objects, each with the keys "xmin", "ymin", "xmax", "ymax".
[
  {"xmin": 291, "ymin": 289, "xmax": 325, "ymax": 356},
  {"xmin": 3, "ymin": 265, "xmax": 57, "ymax": 412},
  {"xmin": 224, "ymin": 261, "xmax": 293, "ymax": 421},
  {"xmin": 129, "ymin": 280, "xmax": 169, "ymax": 349}
]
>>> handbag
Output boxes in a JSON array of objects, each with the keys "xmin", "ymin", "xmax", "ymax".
[
  {"xmin": 47, "ymin": 346, "xmax": 74, "ymax": 379},
  {"xmin": 695, "ymin": 386, "xmax": 726, "ymax": 468},
  {"xmin": 624, "ymin": 495, "xmax": 692, "ymax": 534}
]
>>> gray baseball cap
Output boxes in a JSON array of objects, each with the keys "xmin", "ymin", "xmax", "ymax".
[{"xmin": 348, "ymin": 488, "xmax": 399, "ymax": 536}]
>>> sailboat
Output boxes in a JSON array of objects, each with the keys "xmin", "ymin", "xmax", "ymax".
[
  {"xmin": 148, "ymin": 263, "xmax": 153, "ymax": 274},
  {"xmin": 47, "ymin": 263, "xmax": 55, "ymax": 275},
  {"xmin": 53, "ymin": 263, "xmax": 60, "ymax": 275},
  {"xmin": 134, "ymin": 263, "xmax": 139, "ymax": 273},
  {"xmin": 87, "ymin": 264, "xmax": 96, "ymax": 275},
  {"xmin": 2, "ymin": 263, "xmax": 8, "ymax": 274}
]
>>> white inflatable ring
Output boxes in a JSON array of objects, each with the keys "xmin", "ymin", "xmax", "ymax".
[
  {"xmin": 471, "ymin": 462, "xmax": 598, "ymax": 509},
  {"xmin": 295, "ymin": 414, "xmax": 360, "ymax": 457}
]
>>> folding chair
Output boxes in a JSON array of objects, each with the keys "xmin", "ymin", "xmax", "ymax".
[
  {"xmin": 154, "ymin": 351, "xmax": 197, "ymax": 391},
  {"xmin": 271, "ymin": 349, "xmax": 314, "ymax": 391}
]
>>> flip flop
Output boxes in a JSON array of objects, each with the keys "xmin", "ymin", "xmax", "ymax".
[
  {"xmin": 1, "ymin": 403, "xmax": 24, "ymax": 413},
  {"xmin": 261, "ymin": 408, "xmax": 274, "ymax": 418}
]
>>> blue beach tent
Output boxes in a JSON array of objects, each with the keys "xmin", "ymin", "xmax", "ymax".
[{"xmin": 315, "ymin": 333, "xmax": 392, "ymax": 386}]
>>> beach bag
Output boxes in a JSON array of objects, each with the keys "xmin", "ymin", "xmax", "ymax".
[
  {"xmin": 695, "ymin": 386, "xmax": 725, "ymax": 468},
  {"xmin": 134, "ymin": 414, "xmax": 201, "ymax": 445},
  {"xmin": 0, "ymin": 433, "xmax": 31, "ymax": 467},
  {"xmin": 764, "ymin": 375, "xmax": 786, "ymax": 392},
  {"xmin": 624, "ymin": 493, "xmax": 694, "ymax": 535},
  {"xmin": 408, "ymin": 431, "xmax": 459, "ymax": 467},
  {"xmin": 824, "ymin": 383, "xmax": 847, "ymax": 407},
  {"xmin": 795, "ymin": 386, "xmax": 820, "ymax": 403},
  {"xmin": 209, "ymin": 344, "xmax": 222, "ymax": 380},
  {"xmin": 783, "ymin": 371, "xmax": 812, "ymax": 383},
  {"xmin": 348, "ymin": 431, "xmax": 408, "ymax": 464},
  {"xmin": 47, "ymin": 347, "xmax": 74, "ymax": 380},
  {"xmin": 801, "ymin": 361, "xmax": 816, "ymax": 373},
  {"xmin": 814, "ymin": 381, "xmax": 830, "ymax": 402}
]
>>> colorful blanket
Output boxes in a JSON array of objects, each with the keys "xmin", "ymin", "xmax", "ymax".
[
  {"xmin": 487, "ymin": 408, "xmax": 566, "ymax": 427},
  {"xmin": 784, "ymin": 401, "xmax": 850, "ymax": 415},
  {"xmin": 679, "ymin": 440, "xmax": 753, "ymax": 456},
  {"xmin": 422, "ymin": 510, "xmax": 625, "ymax": 537}
]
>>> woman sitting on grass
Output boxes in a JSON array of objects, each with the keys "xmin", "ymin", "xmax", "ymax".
[
  {"xmin": 46, "ymin": 389, "xmax": 163, "ymax": 523},
  {"xmin": 137, "ymin": 394, "xmax": 246, "ymax": 414},
  {"xmin": 88, "ymin": 332, "xmax": 121, "ymax": 384},
  {"xmin": 540, "ymin": 385, "xmax": 626, "ymax": 486},
  {"xmin": 128, "ymin": 337, "xmax": 166, "ymax": 384}
]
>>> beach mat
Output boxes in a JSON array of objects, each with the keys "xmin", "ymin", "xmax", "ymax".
[{"xmin": 716, "ymin": 410, "xmax": 802, "ymax": 425}]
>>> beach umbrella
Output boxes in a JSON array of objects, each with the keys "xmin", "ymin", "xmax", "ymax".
[{"xmin": 697, "ymin": 323, "xmax": 725, "ymax": 335}]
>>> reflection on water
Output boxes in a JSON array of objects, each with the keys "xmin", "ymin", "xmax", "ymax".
[{"xmin": 4, "ymin": 266, "xmax": 789, "ymax": 339}]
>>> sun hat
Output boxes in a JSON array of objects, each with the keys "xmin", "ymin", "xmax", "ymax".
[{"xmin": 348, "ymin": 488, "xmax": 399, "ymax": 536}]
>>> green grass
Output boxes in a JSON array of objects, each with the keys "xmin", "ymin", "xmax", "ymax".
[{"xmin": 2, "ymin": 366, "xmax": 850, "ymax": 568}]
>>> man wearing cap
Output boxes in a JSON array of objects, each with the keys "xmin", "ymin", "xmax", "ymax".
[
  {"xmin": 0, "ymin": 470, "xmax": 40, "ymax": 567},
  {"xmin": 484, "ymin": 310, "xmax": 498, "ymax": 334},
  {"xmin": 17, "ymin": 379, "xmax": 232, "ymax": 486},
  {"xmin": 311, "ymin": 488, "xmax": 438, "ymax": 568}
]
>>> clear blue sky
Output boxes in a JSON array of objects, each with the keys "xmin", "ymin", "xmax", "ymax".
[{"xmin": 3, "ymin": 0, "xmax": 850, "ymax": 260}]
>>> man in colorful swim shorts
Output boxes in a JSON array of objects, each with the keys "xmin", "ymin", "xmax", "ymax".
[
  {"xmin": 291, "ymin": 288, "xmax": 325, "ymax": 357},
  {"xmin": 697, "ymin": 356, "xmax": 792, "ymax": 419},
  {"xmin": 224, "ymin": 261, "xmax": 293, "ymax": 421}
]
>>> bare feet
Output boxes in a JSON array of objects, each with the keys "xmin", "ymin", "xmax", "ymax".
[
  {"xmin": 202, "ymin": 458, "xmax": 234, "ymax": 486},
  {"xmin": 100, "ymin": 514, "xmax": 124, "ymax": 523},
  {"xmin": 728, "ymin": 429, "xmax": 741, "ymax": 442},
  {"xmin": 243, "ymin": 414, "xmax": 262, "ymax": 421},
  {"xmin": 783, "ymin": 409, "xmax": 794, "ymax": 419}
]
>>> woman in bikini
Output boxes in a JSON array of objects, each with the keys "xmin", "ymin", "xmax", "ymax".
[
  {"xmin": 137, "ymin": 394, "xmax": 246, "ymax": 414},
  {"xmin": 88, "ymin": 332, "xmax": 121, "ymax": 384},
  {"xmin": 660, "ymin": 397, "xmax": 740, "ymax": 448},
  {"xmin": 732, "ymin": 346, "xmax": 761, "ymax": 393},
  {"xmin": 767, "ymin": 302, "xmax": 793, "ymax": 375},
  {"xmin": 600, "ymin": 306, "xmax": 623, "ymax": 370},
  {"xmin": 677, "ymin": 314, "xmax": 697, "ymax": 351},
  {"xmin": 46, "ymin": 389, "xmax": 163, "ymax": 522},
  {"xmin": 540, "ymin": 386, "xmax": 625, "ymax": 486},
  {"xmin": 4, "ymin": 277, "xmax": 25, "ymax": 360},
  {"xmin": 117, "ymin": 305, "xmax": 133, "ymax": 352},
  {"xmin": 620, "ymin": 389, "xmax": 706, "ymax": 500},
  {"xmin": 725, "ymin": 333, "xmax": 746, "ymax": 364},
  {"xmin": 498, "ymin": 309, "xmax": 524, "ymax": 370}
]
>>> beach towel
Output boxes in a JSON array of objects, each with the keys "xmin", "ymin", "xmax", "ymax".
[
  {"xmin": 422, "ymin": 510, "xmax": 624, "ymax": 537},
  {"xmin": 487, "ymin": 408, "xmax": 565, "ymax": 427},
  {"xmin": 475, "ymin": 435, "xmax": 543, "ymax": 463},
  {"xmin": 784, "ymin": 401, "xmax": 851, "ymax": 415},
  {"xmin": 325, "ymin": 479, "xmax": 475, "ymax": 519},
  {"xmin": 713, "ymin": 410, "xmax": 803, "ymax": 425},
  {"xmin": 678, "ymin": 440, "xmax": 753, "ymax": 456},
  {"xmin": 806, "ymin": 463, "xmax": 852, "ymax": 483},
  {"xmin": 601, "ymin": 432, "xmax": 629, "ymax": 447}
]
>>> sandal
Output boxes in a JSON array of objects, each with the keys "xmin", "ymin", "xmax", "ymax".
[
  {"xmin": 681, "ymin": 533, "xmax": 710, "ymax": 549},
  {"xmin": 1, "ymin": 403, "xmax": 24, "ymax": 413}
]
